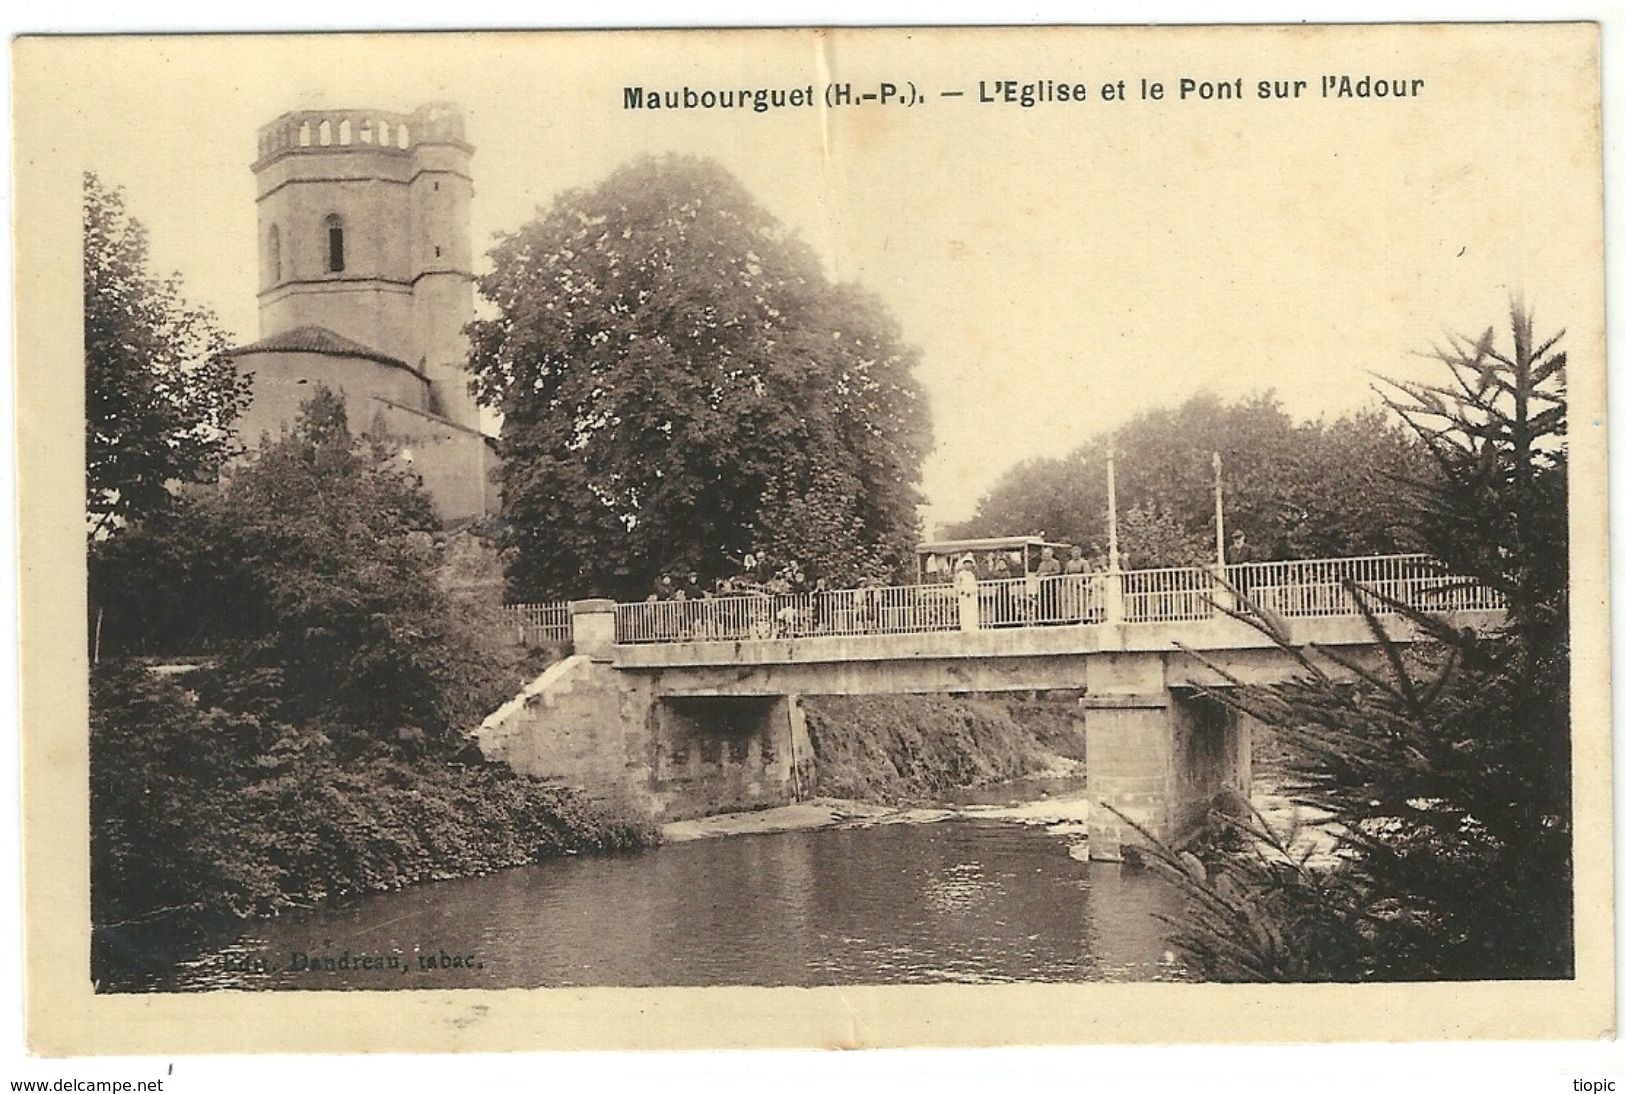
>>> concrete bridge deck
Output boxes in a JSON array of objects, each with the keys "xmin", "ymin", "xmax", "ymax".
[
  {"xmin": 481, "ymin": 555, "xmax": 1505, "ymax": 860},
  {"xmin": 606, "ymin": 610, "xmax": 1506, "ymax": 695}
]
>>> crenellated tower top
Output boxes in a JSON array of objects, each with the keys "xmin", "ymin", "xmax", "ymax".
[{"xmin": 253, "ymin": 102, "xmax": 469, "ymax": 167}]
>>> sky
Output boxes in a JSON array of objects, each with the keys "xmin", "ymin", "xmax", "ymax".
[{"xmin": 39, "ymin": 25, "xmax": 1604, "ymax": 531}]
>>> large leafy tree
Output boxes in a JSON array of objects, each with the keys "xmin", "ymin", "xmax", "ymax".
[
  {"xmin": 1140, "ymin": 303, "xmax": 1571, "ymax": 981},
  {"xmin": 952, "ymin": 394, "xmax": 1430, "ymax": 565},
  {"xmin": 84, "ymin": 172, "xmax": 250, "ymax": 536},
  {"xmin": 468, "ymin": 155, "xmax": 931, "ymax": 599}
]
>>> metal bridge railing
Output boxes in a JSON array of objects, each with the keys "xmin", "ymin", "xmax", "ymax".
[
  {"xmin": 1223, "ymin": 553, "xmax": 1504, "ymax": 618},
  {"xmin": 502, "ymin": 601, "xmax": 571, "ymax": 645},
  {"xmin": 1121, "ymin": 565, "xmax": 1219, "ymax": 623},
  {"xmin": 607, "ymin": 554, "xmax": 1503, "ymax": 645},
  {"xmin": 612, "ymin": 574, "xmax": 1115, "ymax": 645}
]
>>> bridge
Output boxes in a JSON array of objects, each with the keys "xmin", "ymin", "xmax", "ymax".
[{"xmin": 478, "ymin": 555, "xmax": 1504, "ymax": 859}]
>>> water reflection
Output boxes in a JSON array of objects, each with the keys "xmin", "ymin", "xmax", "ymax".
[{"xmin": 99, "ymin": 817, "xmax": 1189, "ymax": 992}]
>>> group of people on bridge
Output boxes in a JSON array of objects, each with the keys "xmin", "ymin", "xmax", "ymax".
[
  {"xmin": 603, "ymin": 534, "xmax": 1486, "ymax": 646},
  {"xmin": 630, "ymin": 546, "xmax": 1126, "ymax": 642},
  {"xmin": 946, "ymin": 547, "xmax": 1109, "ymax": 632}
]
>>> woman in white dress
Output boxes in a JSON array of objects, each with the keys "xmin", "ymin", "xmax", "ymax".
[{"xmin": 954, "ymin": 553, "xmax": 981, "ymax": 632}]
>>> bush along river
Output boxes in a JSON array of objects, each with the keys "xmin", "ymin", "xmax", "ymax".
[{"xmin": 96, "ymin": 772, "xmax": 1196, "ymax": 991}]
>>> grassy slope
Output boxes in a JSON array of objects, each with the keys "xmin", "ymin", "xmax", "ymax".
[{"xmin": 802, "ymin": 693, "xmax": 1086, "ymax": 804}]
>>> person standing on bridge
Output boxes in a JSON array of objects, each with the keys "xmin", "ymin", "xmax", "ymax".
[
  {"xmin": 1227, "ymin": 531, "xmax": 1257, "ymax": 606},
  {"xmin": 1033, "ymin": 546, "xmax": 1062, "ymax": 621},
  {"xmin": 1064, "ymin": 545, "xmax": 1090, "ymax": 622},
  {"xmin": 955, "ymin": 553, "xmax": 981, "ymax": 632}
]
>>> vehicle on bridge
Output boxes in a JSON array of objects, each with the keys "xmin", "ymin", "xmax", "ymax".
[
  {"xmin": 916, "ymin": 534, "xmax": 1101, "ymax": 627},
  {"xmin": 914, "ymin": 534, "xmax": 1075, "ymax": 583}
]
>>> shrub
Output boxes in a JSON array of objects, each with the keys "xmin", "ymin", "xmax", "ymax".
[{"xmin": 91, "ymin": 663, "xmax": 657, "ymax": 927}]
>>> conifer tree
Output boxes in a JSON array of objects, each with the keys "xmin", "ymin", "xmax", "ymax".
[{"xmin": 1135, "ymin": 303, "xmax": 1571, "ymax": 981}]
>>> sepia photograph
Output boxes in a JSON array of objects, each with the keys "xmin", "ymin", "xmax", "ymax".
[{"xmin": 11, "ymin": 20, "xmax": 1612, "ymax": 1054}]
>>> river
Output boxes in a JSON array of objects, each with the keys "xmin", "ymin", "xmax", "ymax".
[{"xmin": 96, "ymin": 777, "xmax": 1193, "ymax": 992}]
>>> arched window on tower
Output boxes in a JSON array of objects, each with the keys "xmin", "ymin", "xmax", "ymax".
[
  {"xmin": 268, "ymin": 224, "xmax": 281, "ymax": 283},
  {"xmin": 318, "ymin": 119, "xmax": 331, "ymax": 146},
  {"xmin": 325, "ymin": 214, "xmax": 345, "ymax": 273}
]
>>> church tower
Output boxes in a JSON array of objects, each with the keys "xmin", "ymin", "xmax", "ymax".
[
  {"xmin": 234, "ymin": 102, "xmax": 497, "ymax": 522},
  {"xmin": 250, "ymin": 102, "xmax": 479, "ymax": 430}
]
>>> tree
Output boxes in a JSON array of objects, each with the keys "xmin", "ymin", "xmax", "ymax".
[
  {"xmin": 468, "ymin": 155, "xmax": 931, "ymax": 599},
  {"xmin": 950, "ymin": 393, "xmax": 1430, "ymax": 564},
  {"xmin": 84, "ymin": 172, "xmax": 250, "ymax": 536},
  {"xmin": 1138, "ymin": 303, "xmax": 1571, "ymax": 981},
  {"xmin": 1117, "ymin": 501, "xmax": 1207, "ymax": 568},
  {"xmin": 92, "ymin": 390, "xmax": 514, "ymax": 740},
  {"xmin": 89, "ymin": 392, "xmax": 660, "ymax": 942}
]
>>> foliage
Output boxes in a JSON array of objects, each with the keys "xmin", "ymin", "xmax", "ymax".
[
  {"xmin": 468, "ymin": 155, "xmax": 932, "ymax": 599},
  {"xmin": 89, "ymin": 391, "xmax": 664, "ymax": 938},
  {"xmin": 207, "ymin": 390, "xmax": 506, "ymax": 736},
  {"xmin": 90, "ymin": 663, "xmax": 658, "ymax": 929},
  {"xmin": 92, "ymin": 390, "xmax": 515, "ymax": 740},
  {"xmin": 1135, "ymin": 303, "xmax": 1571, "ymax": 981},
  {"xmin": 952, "ymin": 393, "xmax": 1430, "ymax": 564},
  {"xmin": 84, "ymin": 172, "xmax": 250, "ymax": 536},
  {"xmin": 1117, "ymin": 501, "xmax": 1208, "ymax": 568}
]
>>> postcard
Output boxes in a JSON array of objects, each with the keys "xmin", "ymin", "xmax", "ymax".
[{"xmin": 13, "ymin": 23, "xmax": 1610, "ymax": 1053}]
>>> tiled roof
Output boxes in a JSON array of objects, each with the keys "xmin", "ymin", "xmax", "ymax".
[{"xmin": 230, "ymin": 325, "xmax": 425, "ymax": 378}]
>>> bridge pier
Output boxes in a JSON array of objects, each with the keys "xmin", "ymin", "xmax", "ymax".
[
  {"xmin": 651, "ymin": 694, "xmax": 814, "ymax": 816},
  {"xmin": 1083, "ymin": 653, "xmax": 1251, "ymax": 861}
]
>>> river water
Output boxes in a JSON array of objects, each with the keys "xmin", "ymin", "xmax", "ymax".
[{"xmin": 98, "ymin": 779, "xmax": 1192, "ymax": 992}]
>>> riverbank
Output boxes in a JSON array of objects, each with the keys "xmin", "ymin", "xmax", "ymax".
[
  {"xmin": 90, "ymin": 661, "xmax": 662, "ymax": 939},
  {"xmin": 663, "ymin": 788, "xmax": 1093, "ymax": 858}
]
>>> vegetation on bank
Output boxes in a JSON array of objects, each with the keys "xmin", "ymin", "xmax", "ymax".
[
  {"xmin": 803, "ymin": 693, "xmax": 1085, "ymax": 803},
  {"xmin": 88, "ymin": 392, "xmax": 660, "ymax": 935},
  {"xmin": 92, "ymin": 664, "xmax": 656, "ymax": 927}
]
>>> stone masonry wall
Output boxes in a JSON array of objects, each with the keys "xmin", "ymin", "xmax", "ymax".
[{"xmin": 476, "ymin": 657, "xmax": 810, "ymax": 822}]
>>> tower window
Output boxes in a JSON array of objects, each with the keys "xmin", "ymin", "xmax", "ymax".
[
  {"xmin": 268, "ymin": 224, "xmax": 281, "ymax": 282},
  {"xmin": 325, "ymin": 214, "xmax": 345, "ymax": 273},
  {"xmin": 434, "ymin": 245, "xmax": 442, "ymax": 258}
]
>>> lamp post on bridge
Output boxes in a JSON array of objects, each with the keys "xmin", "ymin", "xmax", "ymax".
[
  {"xmin": 1105, "ymin": 442, "xmax": 1124, "ymax": 624},
  {"xmin": 1211, "ymin": 450, "xmax": 1240, "ymax": 614}
]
